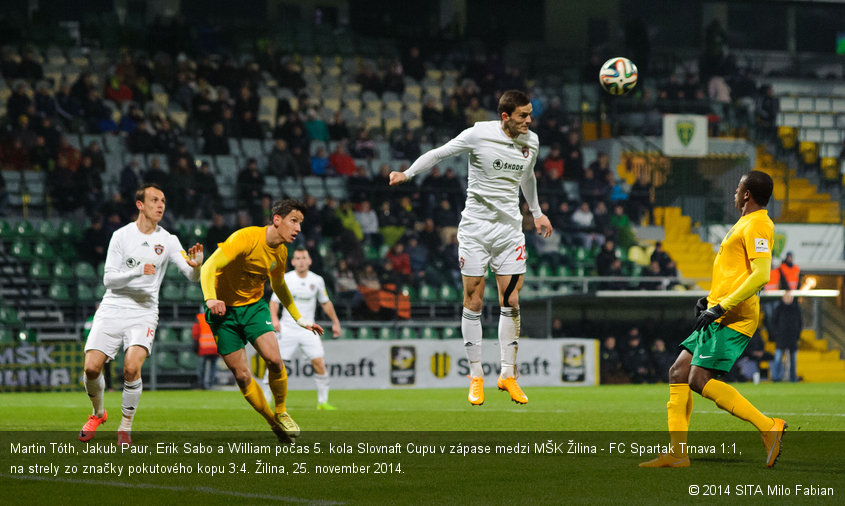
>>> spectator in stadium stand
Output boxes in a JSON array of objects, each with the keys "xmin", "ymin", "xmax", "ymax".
[
  {"xmin": 328, "ymin": 143, "xmax": 357, "ymax": 176},
  {"xmin": 542, "ymin": 142, "xmax": 564, "ymax": 178},
  {"xmin": 588, "ymin": 152, "xmax": 613, "ymax": 181},
  {"xmin": 627, "ymin": 173, "xmax": 653, "ymax": 224},
  {"xmin": 128, "ymin": 121, "xmax": 157, "ymax": 153},
  {"xmin": 303, "ymin": 109, "xmax": 330, "ymax": 142},
  {"xmin": 609, "ymin": 203, "xmax": 635, "ymax": 249},
  {"xmin": 120, "ymin": 158, "xmax": 143, "ymax": 203},
  {"xmin": 650, "ymin": 339, "xmax": 675, "ymax": 382},
  {"xmin": 593, "ymin": 201, "xmax": 612, "ymax": 240},
  {"xmin": 767, "ymin": 252, "xmax": 800, "ymax": 291},
  {"xmin": 49, "ymin": 155, "xmax": 79, "ymax": 212},
  {"xmin": 356, "ymin": 64, "xmax": 382, "ymax": 94},
  {"xmin": 650, "ymin": 241, "xmax": 673, "ymax": 272},
  {"xmin": 596, "ymin": 240, "xmax": 619, "ymax": 277},
  {"xmin": 385, "ymin": 242, "xmax": 412, "ymax": 281},
  {"xmin": 191, "ymin": 161, "xmax": 219, "ymax": 218},
  {"xmin": 236, "ymin": 158, "xmax": 265, "ymax": 221},
  {"xmin": 432, "ymin": 198, "xmax": 460, "ymax": 233},
  {"xmin": 204, "ymin": 213, "xmax": 232, "ymax": 257},
  {"xmin": 310, "ymin": 146, "xmax": 330, "ymax": 176},
  {"xmin": 167, "ymin": 156, "xmax": 193, "ymax": 218},
  {"xmin": 571, "ymin": 201, "xmax": 596, "ymax": 247},
  {"xmin": 639, "ymin": 260, "xmax": 664, "ymax": 290},
  {"xmin": 755, "ymin": 84, "xmax": 778, "ymax": 142},
  {"xmin": 79, "ymin": 212, "xmax": 110, "ymax": 267},
  {"xmin": 319, "ymin": 197, "xmax": 344, "ymax": 238},
  {"xmin": 0, "ymin": 172, "xmax": 8, "ymax": 216},
  {"xmin": 622, "ymin": 328, "xmax": 652, "ymax": 383},
  {"xmin": 7, "ymin": 83, "xmax": 32, "ymax": 125},
  {"xmin": 391, "ymin": 129, "xmax": 421, "ymax": 161},
  {"xmin": 333, "ymin": 258, "xmax": 363, "ymax": 307},
  {"xmin": 233, "ymin": 109, "xmax": 261, "ymax": 139},
  {"xmin": 418, "ymin": 218, "xmax": 441, "ymax": 253},
  {"xmin": 0, "ymin": 48, "xmax": 18, "ymax": 78},
  {"xmin": 382, "ymin": 60, "xmax": 405, "ymax": 94},
  {"xmin": 464, "ymin": 96, "xmax": 490, "ymax": 125},
  {"xmin": 104, "ymin": 74, "xmax": 133, "ymax": 103},
  {"xmin": 37, "ymin": 116, "xmax": 61, "ymax": 155},
  {"xmin": 77, "ymin": 155, "xmax": 105, "ymax": 213},
  {"xmin": 336, "ymin": 201, "xmax": 363, "ymax": 242},
  {"xmin": 730, "ymin": 332, "xmax": 767, "ymax": 382},
  {"xmin": 354, "ymin": 200, "xmax": 380, "ymax": 246},
  {"xmin": 550, "ymin": 201, "xmax": 577, "ymax": 245},
  {"xmin": 143, "ymin": 157, "xmax": 169, "ymax": 188},
  {"xmin": 402, "ymin": 46, "xmax": 426, "ymax": 82},
  {"xmin": 202, "ymin": 122, "xmax": 230, "ymax": 156},
  {"xmin": 266, "ymin": 138, "xmax": 298, "ymax": 179},
  {"xmin": 600, "ymin": 336, "xmax": 628, "ymax": 384},
  {"xmin": 441, "ymin": 96, "xmax": 466, "ymax": 136},
  {"xmin": 562, "ymin": 130, "xmax": 583, "ymax": 179},
  {"xmin": 327, "ymin": 110, "xmax": 350, "ymax": 142},
  {"xmin": 290, "ymin": 144, "xmax": 313, "ymax": 178},
  {"xmin": 155, "ymin": 119, "xmax": 179, "ymax": 155},
  {"xmin": 192, "ymin": 312, "xmax": 218, "ymax": 390},
  {"xmin": 191, "ymin": 84, "xmax": 217, "ymax": 131},
  {"xmin": 578, "ymin": 168, "xmax": 605, "ymax": 208},
  {"xmin": 769, "ymin": 292, "xmax": 802, "ymax": 383},
  {"xmin": 347, "ymin": 165, "xmax": 373, "ymax": 203},
  {"xmin": 550, "ymin": 318, "xmax": 565, "ymax": 338},
  {"xmin": 422, "ymin": 96, "xmax": 443, "ymax": 131},
  {"xmin": 405, "ymin": 235, "xmax": 429, "ymax": 284},
  {"xmin": 29, "ymin": 135, "xmax": 51, "ymax": 170},
  {"xmin": 34, "ymin": 81, "xmax": 56, "ymax": 118},
  {"xmin": 358, "ymin": 263, "xmax": 382, "ymax": 291},
  {"xmin": 351, "ymin": 129, "xmax": 377, "ymax": 159},
  {"xmin": 82, "ymin": 140, "xmax": 106, "ymax": 173},
  {"xmin": 5, "ymin": 138, "xmax": 28, "ymax": 171}
]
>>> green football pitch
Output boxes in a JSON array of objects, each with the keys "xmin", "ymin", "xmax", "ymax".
[{"xmin": 1, "ymin": 383, "xmax": 843, "ymax": 504}]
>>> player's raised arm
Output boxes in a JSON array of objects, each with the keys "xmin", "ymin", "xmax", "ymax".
[
  {"xmin": 171, "ymin": 237, "xmax": 204, "ymax": 281},
  {"xmin": 389, "ymin": 127, "xmax": 473, "ymax": 185},
  {"xmin": 200, "ymin": 247, "xmax": 231, "ymax": 316},
  {"xmin": 271, "ymin": 273, "xmax": 324, "ymax": 336}
]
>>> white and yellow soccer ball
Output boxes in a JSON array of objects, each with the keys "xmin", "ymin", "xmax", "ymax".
[{"xmin": 599, "ymin": 57, "xmax": 638, "ymax": 95}]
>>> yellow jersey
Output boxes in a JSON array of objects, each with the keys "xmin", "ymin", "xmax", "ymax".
[
  {"xmin": 214, "ymin": 227, "xmax": 288, "ymax": 307},
  {"xmin": 708, "ymin": 209, "xmax": 774, "ymax": 337}
]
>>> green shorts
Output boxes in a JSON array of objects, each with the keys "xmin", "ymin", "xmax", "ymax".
[
  {"xmin": 205, "ymin": 300, "xmax": 275, "ymax": 356},
  {"xmin": 680, "ymin": 323, "xmax": 750, "ymax": 373}
]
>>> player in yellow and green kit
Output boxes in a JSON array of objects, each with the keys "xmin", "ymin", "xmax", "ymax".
[
  {"xmin": 641, "ymin": 171, "xmax": 787, "ymax": 469},
  {"xmin": 200, "ymin": 199, "xmax": 323, "ymax": 442}
]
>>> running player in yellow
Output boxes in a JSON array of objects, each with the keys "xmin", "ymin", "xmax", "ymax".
[
  {"xmin": 641, "ymin": 171, "xmax": 786, "ymax": 468},
  {"xmin": 200, "ymin": 199, "xmax": 323, "ymax": 442}
]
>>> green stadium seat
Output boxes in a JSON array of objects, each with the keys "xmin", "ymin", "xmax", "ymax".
[
  {"xmin": 438, "ymin": 283, "xmax": 459, "ymax": 303},
  {"xmin": 0, "ymin": 306, "xmax": 22, "ymax": 326},
  {"xmin": 59, "ymin": 221, "xmax": 80, "ymax": 241},
  {"xmin": 0, "ymin": 328, "xmax": 15, "ymax": 343},
  {"xmin": 161, "ymin": 284, "xmax": 184, "ymax": 302},
  {"xmin": 318, "ymin": 240, "xmax": 331, "ymax": 259},
  {"xmin": 339, "ymin": 327, "xmax": 355, "ymax": 340},
  {"xmin": 29, "ymin": 260, "xmax": 50, "ymax": 279},
  {"xmin": 185, "ymin": 283, "xmax": 204, "ymax": 301},
  {"xmin": 537, "ymin": 263, "xmax": 553, "ymax": 277},
  {"xmin": 484, "ymin": 283, "xmax": 497, "ymax": 302},
  {"xmin": 441, "ymin": 327, "xmax": 459, "ymax": 339},
  {"xmin": 76, "ymin": 282, "xmax": 96, "ymax": 301},
  {"xmin": 188, "ymin": 223, "xmax": 207, "ymax": 243},
  {"xmin": 178, "ymin": 350, "xmax": 198, "ymax": 370},
  {"xmin": 179, "ymin": 327, "xmax": 194, "ymax": 342},
  {"xmin": 0, "ymin": 220, "xmax": 11, "ymax": 237},
  {"xmin": 14, "ymin": 221, "xmax": 35, "ymax": 238},
  {"xmin": 36, "ymin": 220, "xmax": 58, "ymax": 240},
  {"xmin": 53, "ymin": 261, "xmax": 73, "ymax": 279},
  {"xmin": 398, "ymin": 327, "xmax": 418, "ymax": 340},
  {"xmin": 400, "ymin": 284, "xmax": 416, "ymax": 301},
  {"xmin": 33, "ymin": 240, "xmax": 55, "ymax": 259},
  {"xmin": 418, "ymin": 283, "xmax": 437, "ymax": 302},
  {"xmin": 49, "ymin": 282, "xmax": 71, "ymax": 301},
  {"xmin": 10, "ymin": 240, "xmax": 33, "ymax": 261},
  {"xmin": 378, "ymin": 327, "xmax": 396, "ymax": 340},
  {"xmin": 364, "ymin": 245, "xmax": 380, "ymax": 261},
  {"xmin": 420, "ymin": 327, "xmax": 440, "ymax": 339},
  {"xmin": 74, "ymin": 262, "xmax": 97, "ymax": 280},
  {"xmin": 356, "ymin": 327, "xmax": 374, "ymax": 339},
  {"xmin": 17, "ymin": 329, "xmax": 35, "ymax": 341},
  {"xmin": 156, "ymin": 327, "xmax": 178, "ymax": 343},
  {"xmin": 483, "ymin": 327, "xmax": 498, "ymax": 340},
  {"xmin": 97, "ymin": 262, "xmax": 105, "ymax": 278},
  {"xmin": 95, "ymin": 284, "xmax": 106, "ymax": 299},
  {"xmin": 155, "ymin": 351, "xmax": 180, "ymax": 371}
]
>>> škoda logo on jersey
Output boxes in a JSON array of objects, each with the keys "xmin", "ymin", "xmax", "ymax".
[{"xmin": 492, "ymin": 159, "xmax": 524, "ymax": 172}]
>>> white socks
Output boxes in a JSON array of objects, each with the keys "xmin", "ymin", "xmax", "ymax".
[
  {"xmin": 462, "ymin": 308, "xmax": 483, "ymax": 377},
  {"xmin": 120, "ymin": 378, "xmax": 142, "ymax": 432},
  {"xmin": 315, "ymin": 372, "xmax": 330, "ymax": 404},
  {"xmin": 85, "ymin": 372, "xmax": 105, "ymax": 418},
  {"xmin": 499, "ymin": 306, "xmax": 520, "ymax": 378}
]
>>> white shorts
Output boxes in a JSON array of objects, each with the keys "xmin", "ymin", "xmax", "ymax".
[
  {"xmin": 457, "ymin": 216, "xmax": 526, "ymax": 277},
  {"xmin": 83, "ymin": 306, "xmax": 158, "ymax": 360},
  {"xmin": 277, "ymin": 326, "xmax": 324, "ymax": 361}
]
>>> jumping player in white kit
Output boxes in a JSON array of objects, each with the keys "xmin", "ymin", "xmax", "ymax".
[
  {"xmin": 389, "ymin": 90, "xmax": 552, "ymax": 406},
  {"xmin": 268, "ymin": 247, "xmax": 342, "ymax": 409},
  {"xmin": 79, "ymin": 184, "xmax": 204, "ymax": 444}
]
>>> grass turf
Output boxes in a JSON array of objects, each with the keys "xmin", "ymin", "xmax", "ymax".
[{"xmin": 1, "ymin": 383, "xmax": 843, "ymax": 504}]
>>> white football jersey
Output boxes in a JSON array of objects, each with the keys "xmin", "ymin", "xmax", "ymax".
[
  {"xmin": 404, "ymin": 120, "xmax": 541, "ymax": 226},
  {"xmin": 271, "ymin": 270, "xmax": 329, "ymax": 331},
  {"xmin": 100, "ymin": 222, "xmax": 198, "ymax": 311}
]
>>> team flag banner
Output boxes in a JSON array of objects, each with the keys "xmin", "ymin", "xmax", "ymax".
[{"xmin": 1, "ymin": 431, "xmax": 841, "ymax": 504}]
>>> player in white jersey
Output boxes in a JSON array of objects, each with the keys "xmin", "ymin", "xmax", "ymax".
[
  {"xmin": 79, "ymin": 184, "xmax": 204, "ymax": 444},
  {"xmin": 267, "ymin": 248, "xmax": 342, "ymax": 410},
  {"xmin": 389, "ymin": 90, "xmax": 552, "ymax": 406}
]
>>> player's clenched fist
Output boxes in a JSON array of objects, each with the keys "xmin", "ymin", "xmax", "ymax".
[
  {"xmin": 206, "ymin": 299, "xmax": 226, "ymax": 316},
  {"xmin": 388, "ymin": 171, "xmax": 407, "ymax": 186},
  {"xmin": 143, "ymin": 263, "xmax": 156, "ymax": 275}
]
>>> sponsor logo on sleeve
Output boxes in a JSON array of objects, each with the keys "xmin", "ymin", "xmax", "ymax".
[{"xmin": 754, "ymin": 238, "xmax": 769, "ymax": 253}]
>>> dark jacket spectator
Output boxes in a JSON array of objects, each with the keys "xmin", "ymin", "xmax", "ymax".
[
  {"xmin": 202, "ymin": 122, "xmax": 230, "ymax": 156},
  {"xmin": 267, "ymin": 139, "xmax": 299, "ymax": 179}
]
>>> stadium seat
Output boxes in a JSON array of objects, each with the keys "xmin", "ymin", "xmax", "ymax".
[
  {"xmin": 33, "ymin": 240, "xmax": 55, "ymax": 259},
  {"xmin": 378, "ymin": 327, "xmax": 396, "ymax": 340},
  {"xmin": 155, "ymin": 351, "xmax": 180, "ymax": 371},
  {"xmin": 14, "ymin": 221, "xmax": 35, "ymax": 238},
  {"xmin": 59, "ymin": 221, "xmax": 81, "ymax": 242},
  {"xmin": 52, "ymin": 261, "xmax": 73, "ymax": 279},
  {"xmin": 161, "ymin": 284, "xmax": 184, "ymax": 302},
  {"xmin": 418, "ymin": 283, "xmax": 437, "ymax": 302},
  {"xmin": 29, "ymin": 260, "xmax": 50, "ymax": 279},
  {"xmin": 398, "ymin": 328, "xmax": 418, "ymax": 340},
  {"xmin": 420, "ymin": 327, "xmax": 440, "ymax": 339},
  {"xmin": 185, "ymin": 283, "xmax": 204, "ymax": 302},
  {"xmin": 356, "ymin": 327, "xmax": 374, "ymax": 339},
  {"xmin": 36, "ymin": 220, "xmax": 58, "ymax": 240},
  {"xmin": 483, "ymin": 327, "xmax": 498, "ymax": 340},
  {"xmin": 441, "ymin": 327, "xmax": 459, "ymax": 339},
  {"xmin": 74, "ymin": 262, "xmax": 97, "ymax": 280},
  {"xmin": 0, "ymin": 328, "xmax": 15, "ymax": 343},
  {"xmin": 156, "ymin": 327, "xmax": 178, "ymax": 343},
  {"xmin": 0, "ymin": 219, "xmax": 11, "ymax": 237},
  {"xmin": 178, "ymin": 351, "xmax": 198, "ymax": 370},
  {"xmin": 76, "ymin": 282, "xmax": 96, "ymax": 301},
  {"xmin": 339, "ymin": 327, "xmax": 355, "ymax": 340},
  {"xmin": 95, "ymin": 284, "xmax": 106, "ymax": 299},
  {"xmin": 438, "ymin": 283, "xmax": 459, "ymax": 303},
  {"xmin": 48, "ymin": 282, "xmax": 71, "ymax": 302},
  {"xmin": 0, "ymin": 306, "xmax": 22, "ymax": 326}
]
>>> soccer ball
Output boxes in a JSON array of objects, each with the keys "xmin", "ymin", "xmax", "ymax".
[{"xmin": 599, "ymin": 57, "xmax": 638, "ymax": 95}]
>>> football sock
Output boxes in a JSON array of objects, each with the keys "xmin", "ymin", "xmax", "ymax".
[
  {"xmin": 498, "ymin": 306, "xmax": 520, "ymax": 378},
  {"xmin": 267, "ymin": 367, "xmax": 288, "ymax": 415},
  {"xmin": 85, "ymin": 372, "xmax": 106, "ymax": 418},
  {"xmin": 120, "ymin": 378, "xmax": 142, "ymax": 431},
  {"xmin": 667, "ymin": 383, "xmax": 692, "ymax": 456},
  {"xmin": 240, "ymin": 377, "xmax": 276, "ymax": 426},
  {"xmin": 701, "ymin": 379, "xmax": 773, "ymax": 432},
  {"xmin": 462, "ymin": 308, "xmax": 483, "ymax": 377},
  {"xmin": 314, "ymin": 372, "xmax": 330, "ymax": 404}
]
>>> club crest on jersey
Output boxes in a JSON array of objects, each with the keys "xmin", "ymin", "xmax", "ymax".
[
  {"xmin": 522, "ymin": 146, "xmax": 530, "ymax": 158},
  {"xmin": 154, "ymin": 244, "xmax": 164, "ymax": 255},
  {"xmin": 309, "ymin": 284, "xmax": 315, "ymax": 291}
]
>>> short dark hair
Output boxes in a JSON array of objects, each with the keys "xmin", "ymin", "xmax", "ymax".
[
  {"xmin": 271, "ymin": 199, "xmax": 305, "ymax": 219},
  {"xmin": 744, "ymin": 170, "xmax": 774, "ymax": 206},
  {"xmin": 293, "ymin": 246, "xmax": 309, "ymax": 255},
  {"xmin": 497, "ymin": 90, "xmax": 530, "ymax": 117},
  {"xmin": 136, "ymin": 183, "xmax": 163, "ymax": 203}
]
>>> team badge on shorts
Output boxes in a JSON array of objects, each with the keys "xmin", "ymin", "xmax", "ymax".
[
  {"xmin": 459, "ymin": 256, "xmax": 465, "ymax": 270},
  {"xmin": 522, "ymin": 146, "xmax": 530, "ymax": 158},
  {"xmin": 154, "ymin": 244, "xmax": 164, "ymax": 255}
]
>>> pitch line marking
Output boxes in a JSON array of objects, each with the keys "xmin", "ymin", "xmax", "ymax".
[{"xmin": 0, "ymin": 473, "xmax": 344, "ymax": 505}]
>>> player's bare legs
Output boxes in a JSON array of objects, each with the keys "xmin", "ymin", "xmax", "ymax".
[
  {"xmin": 254, "ymin": 332, "xmax": 300, "ymax": 438},
  {"xmin": 462, "ymin": 275, "xmax": 485, "ymax": 405},
  {"xmin": 79, "ymin": 350, "xmax": 109, "ymax": 441},
  {"xmin": 495, "ymin": 273, "xmax": 527, "ymax": 404}
]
